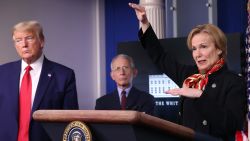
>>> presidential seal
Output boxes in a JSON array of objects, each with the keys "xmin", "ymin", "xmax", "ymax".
[{"xmin": 63, "ymin": 121, "xmax": 92, "ymax": 141}]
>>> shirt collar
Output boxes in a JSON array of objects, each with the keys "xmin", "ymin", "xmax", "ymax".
[
  {"xmin": 21, "ymin": 54, "xmax": 44, "ymax": 72},
  {"xmin": 117, "ymin": 85, "xmax": 132, "ymax": 97}
]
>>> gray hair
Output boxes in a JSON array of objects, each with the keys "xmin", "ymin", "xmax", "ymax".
[{"xmin": 110, "ymin": 54, "xmax": 135, "ymax": 70}]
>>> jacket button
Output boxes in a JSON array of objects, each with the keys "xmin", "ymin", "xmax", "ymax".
[
  {"xmin": 202, "ymin": 120, "xmax": 207, "ymax": 126},
  {"xmin": 211, "ymin": 83, "xmax": 216, "ymax": 88}
]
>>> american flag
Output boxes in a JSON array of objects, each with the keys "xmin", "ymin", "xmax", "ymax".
[
  {"xmin": 235, "ymin": 1, "xmax": 250, "ymax": 141},
  {"xmin": 247, "ymin": 0, "xmax": 250, "ymax": 139},
  {"xmin": 239, "ymin": 0, "xmax": 250, "ymax": 140}
]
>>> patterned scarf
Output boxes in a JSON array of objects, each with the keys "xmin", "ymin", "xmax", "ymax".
[{"xmin": 183, "ymin": 58, "xmax": 225, "ymax": 91}]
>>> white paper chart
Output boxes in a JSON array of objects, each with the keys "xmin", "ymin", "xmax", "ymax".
[{"xmin": 149, "ymin": 74, "xmax": 179, "ymax": 98}]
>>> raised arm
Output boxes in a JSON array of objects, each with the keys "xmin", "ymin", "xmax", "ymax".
[{"xmin": 128, "ymin": 3, "xmax": 150, "ymax": 33}]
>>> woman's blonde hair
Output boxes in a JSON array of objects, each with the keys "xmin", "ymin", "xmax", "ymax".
[{"xmin": 187, "ymin": 24, "xmax": 227, "ymax": 59}]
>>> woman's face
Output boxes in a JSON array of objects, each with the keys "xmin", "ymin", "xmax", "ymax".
[{"xmin": 191, "ymin": 32, "xmax": 222, "ymax": 73}]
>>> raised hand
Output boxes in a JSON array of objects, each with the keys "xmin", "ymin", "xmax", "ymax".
[{"xmin": 128, "ymin": 2, "xmax": 150, "ymax": 32}]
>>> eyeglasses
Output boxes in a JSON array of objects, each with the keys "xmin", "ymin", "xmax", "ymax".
[
  {"xmin": 112, "ymin": 66, "xmax": 132, "ymax": 72},
  {"xmin": 14, "ymin": 36, "xmax": 35, "ymax": 45}
]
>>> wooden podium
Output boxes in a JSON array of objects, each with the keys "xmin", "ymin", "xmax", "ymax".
[{"xmin": 33, "ymin": 110, "xmax": 194, "ymax": 141}]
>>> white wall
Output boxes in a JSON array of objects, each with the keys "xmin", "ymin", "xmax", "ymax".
[{"xmin": 0, "ymin": 0, "xmax": 105, "ymax": 109}]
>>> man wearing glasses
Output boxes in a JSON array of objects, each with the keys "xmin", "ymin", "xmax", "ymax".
[{"xmin": 95, "ymin": 54, "xmax": 155, "ymax": 115}]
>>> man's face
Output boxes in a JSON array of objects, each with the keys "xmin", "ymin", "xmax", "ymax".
[
  {"xmin": 13, "ymin": 31, "xmax": 44, "ymax": 64},
  {"xmin": 111, "ymin": 57, "xmax": 137, "ymax": 88}
]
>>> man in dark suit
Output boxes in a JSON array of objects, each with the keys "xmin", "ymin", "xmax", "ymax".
[
  {"xmin": 95, "ymin": 54, "xmax": 155, "ymax": 115},
  {"xmin": 0, "ymin": 20, "xmax": 78, "ymax": 141}
]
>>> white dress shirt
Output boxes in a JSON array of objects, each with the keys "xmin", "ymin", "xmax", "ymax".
[
  {"xmin": 117, "ymin": 85, "xmax": 132, "ymax": 103},
  {"xmin": 20, "ymin": 55, "xmax": 44, "ymax": 108}
]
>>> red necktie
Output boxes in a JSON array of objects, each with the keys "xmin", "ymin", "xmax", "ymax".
[
  {"xmin": 121, "ymin": 90, "xmax": 126, "ymax": 110},
  {"xmin": 18, "ymin": 65, "xmax": 32, "ymax": 141}
]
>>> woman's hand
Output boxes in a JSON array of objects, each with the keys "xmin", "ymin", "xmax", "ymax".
[
  {"xmin": 128, "ymin": 3, "xmax": 150, "ymax": 32},
  {"xmin": 165, "ymin": 87, "xmax": 203, "ymax": 98}
]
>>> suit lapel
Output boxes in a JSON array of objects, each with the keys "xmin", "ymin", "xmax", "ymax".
[
  {"xmin": 13, "ymin": 61, "xmax": 22, "ymax": 96},
  {"xmin": 111, "ymin": 90, "xmax": 122, "ymax": 110},
  {"xmin": 126, "ymin": 87, "xmax": 140, "ymax": 109},
  {"xmin": 12, "ymin": 61, "xmax": 22, "ymax": 118},
  {"xmin": 32, "ymin": 58, "xmax": 53, "ymax": 113}
]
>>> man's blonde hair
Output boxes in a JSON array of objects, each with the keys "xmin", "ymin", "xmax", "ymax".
[{"xmin": 12, "ymin": 20, "xmax": 45, "ymax": 42}]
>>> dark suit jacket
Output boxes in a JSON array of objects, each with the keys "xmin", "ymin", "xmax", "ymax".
[
  {"xmin": 0, "ymin": 57, "xmax": 79, "ymax": 141},
  {"xmin": 95, "ymin": 87, "xmax": 155, "ymax": 115}
]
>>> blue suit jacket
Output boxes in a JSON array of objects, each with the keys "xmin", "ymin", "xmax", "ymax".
[
  {"xmin": 0, "ymin": 57, "xmax": 78, "ymax": 141},
  {"xmin": 95, "ymin": 87, "xmax": 155, "ymax": 115}
]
